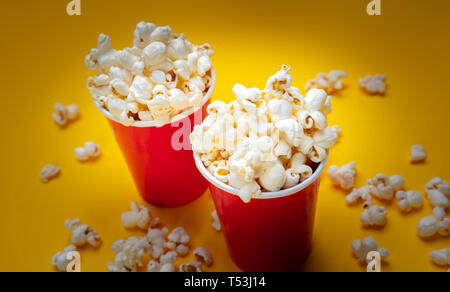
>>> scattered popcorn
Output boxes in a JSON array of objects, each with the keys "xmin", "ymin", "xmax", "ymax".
[
  {"xmin": 86, "ymin": 22, "xmax": 214, "ymax": 127},
  {"xmin": 417, "ymin": 207, "xmax": 450, "ymax": 238},
  {"xmin": 359, "ymin": 74, "xmax": 387, "ymax": 95},
  {"xmin": 160, "ymin": 251, "xmax": 178, "ymax": 265},
  {"xmin": 211, "ymin": 210, "xmax": 221, "ymax": 232},
  {"xmin": 108, "ymin": 236, "xmax": 151, "ymax": 272},
  {"xmin": 65, "ymin": 219, "xmax": 102, "ymax": 248},
  {"xmin": 305, "ymin": 70, "xmax": 348, "ymax": 94},
  {"xmin": 74, "ymin": 142, "xmax": 101, "ymax": 162},
  {"xmin": 346, "ymin": 186, "xmax": 372, "ymax": 205},
  {"xmin": 430, "ymin": 249, "xmax": 450, "ymax": 266},
  {"xmin": 147, "ymin": 227, "xmax": 168, "ymax": 259},
  {"xmin": 425, "ymin": 177, "xmax": 450, "ymax": 209},
  {"xmin": 168, "ymin": 227, "xmax": 190, "ymax": 245},
  {"xmin": 179, "ymin": 261, "xmax": 202, "ymax": 272},
  {"xmin": 176, "ymin": 244, "xmax": 190, "ymax": 257},
  {"xmin": 328, "ymin": 162, "xmax": 357, "ymax": 190},
  {"xmin": 367, "ymin": 174, "xmax": 400, "ymax": 201},
  {"xmin": 121, "ymin": 202, "xmax": 159, "ymax": 230},
  {"xmin": 352, "ymin": 237, "xmax": 389, "ymax": 263},
  {"xmin": 361, "ymin": 201, "xmax": 387, "ymax": 227},
  {"xmin": 389, "ymin": 175, "xmax": 405, "ymax": 191},
  {"xmin": 52, "ymin": 103, "xmax": 80, "ymax": 127},
  {"xmin": 52, "ymin": 245, "xmax": 77, "ymax": 272},
  {"xmin": 147, "ymin": 260, "xmax": 175, "ymax": 272},
  {"xmin": 396, "ymin": 190, "xmax": 424, "ymax": 212},
  {"xmin": 190, "ymin": 66, "xmax": 339, "ymax": 202},
  {"xmin": 39, "ymin": 164, "xmax": 60, "ymax": 183},
  {"xmin": 194, "ymin": 247, "xmax": 213, "ymax": 267},
  {"xmin": 410, "ymin": 145, "xmax": 426, "ymax": 163}
]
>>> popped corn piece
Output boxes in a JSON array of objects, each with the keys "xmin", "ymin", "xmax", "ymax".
[
  {"xmin": 160, "ymin": 263, "xmax": 176, "ymax": 272},
  {"xmin": 359, "ymin": 74, "xmax": 387, "ymax": 95},
  {"xmin": 389, "ymin": 175, "xmax": 405, "ymax": 191},
  {"xmin": 176, "ymin": 244, "xmax": 190, "ymax": 257},
  {"xmin": 52, "ymin": 103, "xmax": 80, "ymax": 127},
  {"xmin": 74, "ymin": 142, "xmax": 101, "ymax": 162},
  {"xmin": 410, "ymin": 145, "xmax": 426, "ymax": 163},
  {"xmin": 39, "ymin": 165, "xmax": 60, "ymax": 183},
  {"xmin": 65, "ymin": 219, "xmax": 102, "ymax": 248},
  {"xmin": 430, "ymin": 249, "xmax": 450, "ymax": 266},
  {"xmin": 305, "ymin": 70, "xmax": 348, "ymax": 94},
  {"xmin": 160, "ymin": 251, "xmax": 178, "ymax": 265},
  {"xmin": 179, "ymin": 261, "xmax": 202, "ymax": 272},
  {"xmin": 211, "ymin": 210, "xmax": 221, "ymax": 232},
  {"xmin": 147, "ymin": 227, "xmax": 168, "ymax": 259},
  {"xmin": 52, "ymin": 245, "xmax": 77, "ymax": 272},
  {"xmin": 352, "ymin": 237, "xmax": 389, "ymax": 263},
  {"xmin": 417, "ymin": 207, "xmax": 450, "ymax": 238},
  {"xmin": 367, "ymin": 174, "xmax": 394, "ymax": 200},
  {"xmin": 346, "ymin": 186, "xmax": 372, "ymax": 205},
  {"xmin": 147, "ymin": 260, "xmax": 175, "ymax": 272},
  {"xmin": 425, "ymin": 177, "xmax": 450, "ymax": 209},
  {"xmin": 168, "ymin": 227, "xmax": 190, "ymax": 245},
  {"xmin": 361, "ymin": 201, "xmax": 387, "ymax": 227},
  {"xmin": 328, "ymin": 162, "xmax": 357, "ymax": 190},
  {"xmin": 146, "ymin": 260, "xmax": 161, "ymax": 272},
  {"xmin": 396, "ymin": 191, "xmax": 424, "ymax": 212},
  {"xmin": 108, "ymin": 236, "xmax": 151, "ymax": 272},
  {"xmin": 194, "ymin": 247, "xmax": 213, "ymax": 267},
  {"xmin": 121, "ymin": 202, "xmax": 159, "ymax": 230}
]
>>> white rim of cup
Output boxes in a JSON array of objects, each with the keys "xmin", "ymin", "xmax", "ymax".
[
  {"xmin": 92, "ymin": 68, "xmax": 216, "ymax": 128},
  {"xmin": 194, "ymin": 151, "xmax": 329, "ymax": 200}
]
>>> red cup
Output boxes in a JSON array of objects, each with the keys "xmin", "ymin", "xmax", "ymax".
[
  {"xmin": 94, "ymin": 69, "xmax": 216, "ymax": 208},
  {"xmin": 194, "ymin": 152, "xmax": 328, "ymax": 272}
]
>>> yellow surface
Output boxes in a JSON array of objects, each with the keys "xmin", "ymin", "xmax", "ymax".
[{"xmin": 0, "ymin": 0, "xmax": 449, "ymax": 272}]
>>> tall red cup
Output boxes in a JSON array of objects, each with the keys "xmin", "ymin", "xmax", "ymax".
[
  {"xmin": 94, "ymin": 70, "xmax": 215, "ymax": 208},
  {"xmin": 194, "ymin": 152, "xmax": 328, "ymax": 272}
]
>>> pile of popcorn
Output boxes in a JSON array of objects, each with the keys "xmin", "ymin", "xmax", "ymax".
[
  {"xmin": 190, "ymin": 66, "xmax": 340, "ymax": 202},
  {"xmin": 85, "ymin": 22, "xmax": 214, "ymax": 127}
]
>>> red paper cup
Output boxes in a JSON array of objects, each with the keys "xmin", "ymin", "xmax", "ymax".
[
  {"xmin": 94, "ymin": 69, "xmax": 216, "ymax": 208},
  {"xmin": 194, "ymin": 152, "xmax": 328, "ymax": 272}
]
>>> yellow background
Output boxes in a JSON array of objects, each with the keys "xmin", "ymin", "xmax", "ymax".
[{"xmin": 1, "ymin": 0, "xmax": 449, "ymax": 272}]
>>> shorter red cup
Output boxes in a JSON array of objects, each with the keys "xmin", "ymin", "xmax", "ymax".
[
  {"xmin": 194, "ymin": 152, "xmax": 328, "ymax": 272},
  {"xmin": 94, "ymin": 69, "xmax": 215, "ymax": 208}
]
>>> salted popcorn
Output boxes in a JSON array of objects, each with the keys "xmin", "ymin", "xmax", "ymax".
[
  {"xmin": 194, "ymin": 247, "xmax": 213, "ymax": 267},
  {"xmin": 417, "ymin": 207, "xmax": 450, "ymax": 238},
  {"xmin": 410, "ymin": 145, "xmax": 426, "ymax": 163},
  {"xmin": 52, "ymin": 103, "xmax": 79, "ymax": 127},
  {"xmin": 121, "ymin": 202, "xmax": 159, "ymax": 230},
  {"xmin": 352, "ymin": 237, "xmax": 389, "ymax": 263},
  {"xmin": 74, "ymin": 142, "xmax": 101, "ymax": 162},
  {"xmin": 328, "ymin": 162, "xmax": 357, "ymax": 190},
  {"xmin": 86, "ymin": 22, "xmax": 214, "ymax": 127},
  {"xmin": 191, "ymin": 66, "xmax": 339, "ymax": 202},
  {"xmin": 430, "ymin": 249, "xmax": 450, "ymax": 266},
  {"xmin": 65, "ymin": 219, "xmax": 102, "ymax": 248},
  {"xmin": 425, "ymin": 177, "xmax": 450, "ymax": 209},
  {"xmin": 396, "ymin": 191, "xmax": 424, "ymax": 212},
  {"xmin": 179, "ymin": 261, "xmax": 203, "ymax": 272},
  {"xmin": 39, "ymin": 165, "xmax": 60, "ymax": 183},
  {"xmin": 305, "ymin": 70, "xmax": 348, "ymax": 94},
  {"xmin": 361, "ymin": 201, "xmax": 387, "ymax": 227},
  {"xmin": 108, "ymin": 236, "xmax": 151, "ymax": 272},
  {"xmin": 211, "ymin": 210, "xmax": 221, "ymax": 232},
  {"xmin": 52, "ymin": 245, "xmax": 77, "ymax": 272},
  {"xmin": 359, "ymin": 74, "xmax": 387, "ymax": 95}
]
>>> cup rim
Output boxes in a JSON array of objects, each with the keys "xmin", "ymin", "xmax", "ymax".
[
  {"xmin": 193, "ymin": 151, "xmax": 329, "ymax": 200},
  {"xmin": 92, "ymin": 67, "xmax": 216, "ymax": 128}
]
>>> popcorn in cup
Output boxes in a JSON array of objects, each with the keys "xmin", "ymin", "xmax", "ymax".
[
  {"xmin": 86, "ymin": 22, "xmax": 215, "ymax": 207},
  {"xmin": 191, "ymin": 66, "xmax": 339, "ymax": 271}
]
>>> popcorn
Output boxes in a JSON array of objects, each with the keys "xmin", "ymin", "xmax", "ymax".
[
  {"xmin": 305, "ymin": 70, "xmax": 348, "ymax": 94},
  {"xmin": 108, "ymin": 236, "xmax": 151, "ymax": 272},
  {"xmin": 191, "ymin": 66, "xmax": 339, "ymax": 202},
  {"xmin": 211, "ymin": 210, "xmax": 222, "ymax": 232},
  {"xmin": 86, "ymin": 22, "xmax": 214, "ymax": 127},
  {"xmin": 74, "ymin": 142, "xmax": 101, "ymax": 162},
  {"xmin": 417, "ymin": 207, "xmax": 450, "ymax": 238},
  {"xmin": 367, "ymin": 174, "xmax": 402, "ymax": 201},
  {"xmin": 352, "ymin": 237, "xmax": 389, "ymax": 263},
  {"xmin": 176, "ymin": 244, "xmax": 190, "ymax": 256},
  {"xmin": 147, "ymin": 227, "xmax": 169, "ymax": 259},
  {"xmin": 194, "ymin": 247, "xmax": 213, "ymax": 267},
  {"xmin": 65, "ymin": 219, "xmax": 102, "ymax": 248},
  {"xmin": 147, "ymin": 260, "xmax": 175, "ymax": 272},
  {"xmin": 430, "ymin": 249, "xmax": 450, "ymax": 266},
  {"xmin": 328, "ymin": 162, "xmax": 357, "ymax": 190},
  {"xmin": 396, "ymin": 191, "xmax": 424, "ymax": 212},
  {"xmin": 52, "ymin": 103, "xmax": 79, "ymax": 127},
  {"xmin": 160, "ymin": 251, "xmax": 178, "ymax": 265},
  {"xmin": 361, "ymin": 201, "xmax": 387, "ymax": 227},
  {"xmin": 359, "ymin": 74, "xmax": 387, "ymax": 95},
  {"xmin": 389, "ymin": 175, "xmax": 405, "ymax": 191},
  {"xmin": 179, "ymin": 261, "xmax": 203, "ymax": 272},
  {"xmin": 52, "ymin": 245, "xmax": 77, "ymax": 272},
  {"xmin": 410, "ymin": 145, "xmax": 426, "ymax": 163},
  {"xmin": 39, "ymin": 164, "xmax": 60, "ymax": 183},
  {"xmin": 168, "ymin": 227, "xmax": 190, "ymax": 245},
  {"xmin": 121, "ymin": 202, "xmax": 159, "ymax": 230},
  {"xmin": 425, "ymin": 177, "xmax": 450, "ymax": 209},
  {"xmin": 346, "ymin": 186, "xmax": 372, "ymax": 205}
]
